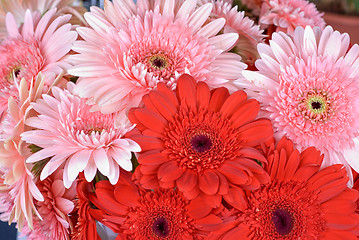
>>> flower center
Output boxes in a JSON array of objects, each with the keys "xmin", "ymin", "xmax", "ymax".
[
  {"xmin": 245, "ymin": 181, "xmax": 326, "ymax": 239},
  {"xmin": 72, "ymin": 100, "xmax": 115, "ymax": 136},
  {"xmin": 149, "ymin": 55, "xmax": 168, "ymax": 70},
  {"xmin": 190, "ymin": 134, "xmax": 212, "ymax": 153},
  {"xmin": 307, "ymin": 96, "xmax": 326, "ymax": 114},
  {"xmin": 272, "ymin": 208, "xmax": 294, "ymax": 235},
  {"xmin": 164, "ymin": 108, "xmax": 240, "ymax": 173},
  {"xmin": 0, "ymin": 38, "xmax": 44, "ymax": 88},
  {"xmin": 152, "ymin": 217, "xmax": 170, "ymax": 238},
  {"xmin": 298, "ymin": 90, "xmax": 331, "ymax": 122}
]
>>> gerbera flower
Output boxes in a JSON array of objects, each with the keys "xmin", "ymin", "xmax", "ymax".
[
  {"xmin": 0, "ymin": 140, "xmax": 43, "ymax": 230},
  {"xmin": 71, "ymin": 174, "xmax": 100, "ymax": 240},
  {"xmin": 0, "ymin": 9, "xmax": 77, "ymax": 117},
  {"xmin": 128, "ymin": 74, "xmax": 273, "ymax": 208},
  {"xmin": 69, "ymin": 0, "xmax": 245, "ymax": 114},
  {"xmin": 0, "ymin": 0, "xmax": 86, "ymax": 39},
  {"xmin": 89, "ymin": 171, "xmax": 223, "ymax": 239},
  {"xmin": 213, "ymin": 137, "xmax": 359, "ymax": 239},
  {"xmin": 240, "ymin": 26, "xmax": 359, "ymax": 185},
  {"xmin": 21, "ymin": 82, "xmax": 141, "ymax": 188},
  {"xmin": 20, "ymin": 169, "xmax": 76, "ymax": 240},
  {"xmin": 202, "ymin": 0, "xmax": 265, "ymax": 67},
  {"xmin": 259, "ymin": 0, "xmax": 325, "ymax": 35},
  {"xmin": 0, "ymin": 74, "xmax": 47, "ymax": 229}
]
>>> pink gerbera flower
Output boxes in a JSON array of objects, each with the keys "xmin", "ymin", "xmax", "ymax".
[
  {"xmin": 21, "ymin": 169, "xmax": 76, "ymax": 240},
  {"xmin": 260, "ymin": 0, "xmax": 325, "ymax": 35},
  {"xmin": 0, "ymin": 140, "xmax": 43, "ymax": 230},
  {"xmin": 0, "ymin": 0, "xmax": 85, "ymax": 40},
  {"xmin": 21, "ymin": 82, "xmax": 141, "ymax": 188},
  {"xmin": 202, "ymin": 0, "xmax": 265, "ymax": 67},
  {"xmin": 0, "ymin": 9, "xmax": 77, "ymax": 117},
  {"xmin": 241, "ymin": 26, "xmax": 359, "ymax": 185},
  {"xmin": 69, "ymin": 0, "xmax": 245, "ymax": 114},
  {"xmin": 0, "ymin": 74, "xmax": 47, "ymax": 229}
]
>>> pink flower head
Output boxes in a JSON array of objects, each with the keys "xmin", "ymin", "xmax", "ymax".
[
  {"xmin": 0, "ymin": 0, "xmax": 84, "ymax": 40},
  {"xmin": 203, "ymin": 0, "xmax": 265, "ymax": 66},
  {"xmin": 69, "ymin": 0, "xmax": 245, "ymax": 114},
  {"xmin": 0, "ymin": 140, "xmax": 43, "ymax": 230},
  {"xmin": 22, "ymin": 169, "xmax": 76, "ymax": 240},
  {"xmin": 21, "ymin": 82, "xmax": 141, "ymax": 188},
  {"xmin": 260, "ymin": 0, "xmax": 325, "ymax": 35},
  {"xmin": 241, "ymin": 26, "xmax": 359, "ymax": 185},
  {"xmin": 0, "ymin": 9, "xmax": 77, "ymax": 117}
]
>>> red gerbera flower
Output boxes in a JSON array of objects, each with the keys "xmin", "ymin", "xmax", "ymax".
[
  {"xmin": 214, "ymin": 137, "xmax": 359, "ymax": 239},
  {"xmin": 88, "ymin": 171, "xmax": 223, "ymax": 240},
  {"xmin": 71, "ymin": 175, "xmax": 100, "ymax": 240},
  {"xmin": 128, "ymin": 74, "xmax": 273, "ymax": 208}
]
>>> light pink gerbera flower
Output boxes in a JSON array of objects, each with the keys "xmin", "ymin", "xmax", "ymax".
[
  {"xmin": 69, "ymin": 0, "xmax": 245, "ymax": 114},
  {"xmin": 260, "ymin": 0, "xmax": 325, "ymax": 35},
  {"xmin": 241, "ymin": 26, "xmax": 359, "ymax": 185},
  {"xmin": 21, "ymin": 169, "xmax": 76, "ymax": 240},
  {"xmin": 0, "ymin": 74, "xmax": 46, "ymax": 229},
  {"xmin": 202, "ymin": 0, "xmax": 265, "ymax": 67},
  {"xmin": 0, "ymin": 140, "xmax": 44, "ymax": 230},
  {"xmin": 0, "ymin": 0, "xmax": 86, "ymax": 39},
  {"xmin": 21, "ymin": 82, "xmax": 141, "ymax": 188},
  {"xmin": 0, "ymin": 8, "xmax": 77, "ymax": 117}
]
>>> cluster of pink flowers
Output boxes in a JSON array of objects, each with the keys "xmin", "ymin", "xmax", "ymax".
[{"xmin": 0, "ymin": 0, "xmax": 359, "ymax": 239}]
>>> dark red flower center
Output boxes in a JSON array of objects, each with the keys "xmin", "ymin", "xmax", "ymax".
[
  {"xmin": 190, "ymin": 134, "xmax": 212, "ymax": 153},
  {"xmin": 272, "ymin": 208, "xmax": 294, "ymax": 235},
  {"xmin": 311, "ymin": 101, "xmax": 321, "ymax": 110},
  {"xmin": 152, "ymin": 217, "xmax": 170, "ymax": 238},
  {"xmin": 150, "ymin": 55, "xmax": 168, "ymax": 69}
]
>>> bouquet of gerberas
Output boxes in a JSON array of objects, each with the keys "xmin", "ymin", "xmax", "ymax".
[{"xmin": 1, "ymin": 0, "xmax": 359, "ymax": 239}]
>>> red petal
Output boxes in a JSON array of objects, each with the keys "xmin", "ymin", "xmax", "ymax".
[
  {"xmin": 129, "ymin": 134, "xmax": 163, "ymax": 151},
  {"xmin": 176, "ymin": 169, "xmax": 198, "ymax": 193},
  {"xmin": 223, "ymin": 187, "xmax": 247, "ymax": 211},
  {"xmin": 320, "ymin": 230, "xmax": 358, "ymax": 240},
  {"xmin": 218, "ymin": 162, "xmax": 249, "ymax": 185},
  {"xmin": 196, "ymin": 81, "xmax": 210, "ymax": 108},
  {"xmin": 157, "ymin": 161, "xmax": 184, "ymax": 182},
  {"xmin": 133, "ymin": 108, "xmax": 167, "ymax": 133},
  {"xmin": 230, "ymin": 99, "xmax": 260, "ymax": 128},
  {"xmin": 208, "ymin": 87, "xmax": 229, "ymax": 112},
  {"xmin": 138, "ymin": 150, "xmax": 169, "ymax": 165},
  {"xmin": 200, "ymin": 193, "xmax": 222, "ymax": 208},
  {"xmin": 176, "ymin": 74, "xmax": 197, "ymax": 108},
  {"xmin": 139, "ymin": 164, "xmax": 160, "ymax": 174},
  {"xmin": 237, "ymin": 119, "xmax": 273, "ymax": 146},
  {"xmin": 114, "ymin": 185, "xmax": 140, "ymax": 208},
  {"xmin": 187, "ymin": 197, "xmax": 212, "ymax": 219},
  {"xmin": 300, "ymin": 146, "xmax": 323, "ymax": 167},
  {"xmin": 220, "ymin": 90, "xmax": 247, "ymax": 118},
  {"xmin": 157, "ymin": 82, "xmax": 178, "ymax": 107},
  {"xmin": 216, "ymin": 171, "xmax": 229, "ymax": 195},
  {"xmin": 198, "ymin": 170, "xmax": 219, "ymax": 195},
  {"xmin": 324, "ymin": 213, "xmax": 358, "ymax": 230},
  {"xmin": 322, "ymin": 200, "xmax": 356, "ymax": 214},
  {"xmin": 139, "ymin": 174, "xmax": 160, "ymax": 189},
  {"xmin": 128, "ymin": 108, "xmax": 146, "ymax": 130},
  {"xmin": 149, "ymin": 90, "xmax": 177, "ymax": 120},
  {"xmin": 195, "ymin": 214, "xmax": 222, "ymax": 226}
]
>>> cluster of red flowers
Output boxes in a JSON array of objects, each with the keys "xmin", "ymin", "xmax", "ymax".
[{"xmin": 75, "ymin": 75, "xmax": 359, "ymax": 240}]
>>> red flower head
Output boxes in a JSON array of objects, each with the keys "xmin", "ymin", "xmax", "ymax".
[
  {"xmin": 71, "ymin": 174, "xmax": 100, "ymax": 240},
  {"xmin": 128, "ymin": 74, "xmax": 273, "ymax": 209},
  {"xmin": 89, "ymin": 171, "xmax": 223, "ymax": 240},
  {"xmin": 214, "ymin": 137, "xmax": 359, "ymax": 239}
]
